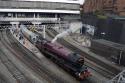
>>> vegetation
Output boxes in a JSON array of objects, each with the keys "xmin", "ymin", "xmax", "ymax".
[{"xmin": 94, "ymin": 10, "xmax": 108, "ymax": 19}]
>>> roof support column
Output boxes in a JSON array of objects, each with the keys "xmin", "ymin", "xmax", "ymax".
[
  {"xmin": 43, "ymin": 25, "xmax": 46, "ymax": 38},
  {"xmin": 10, "ymin": 22, "xmax": 19, "ymax": 28},
  {"xmin": 32, "ymin": 22, "xmax": 41, "ymax": 27}
]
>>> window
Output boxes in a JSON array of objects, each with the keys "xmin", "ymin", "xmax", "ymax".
[
  {"xmin": 115, "ymin": 8, "xmax": 118, "ymax": 10},
  {"xmin": 109, "ymin": 1, "xmax": 112, "ymax": 3}
]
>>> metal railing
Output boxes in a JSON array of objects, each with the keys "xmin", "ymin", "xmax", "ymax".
[{"xmin": 0, "ymin": 17, "xmax": 58, "ymax": 22}]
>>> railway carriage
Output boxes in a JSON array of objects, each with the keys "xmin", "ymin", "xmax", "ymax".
[{"xmin": 20, "ymin": 25, "xmax": 39, "ymax": 43}]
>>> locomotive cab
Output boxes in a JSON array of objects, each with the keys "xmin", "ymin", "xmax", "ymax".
[
  {"xmin": 69, "ymin": 53, "xmax": 84, "ymax": 67},
  {"xmin": 77, "ymin": 58, "xmax": 84, "ymax": 66}
]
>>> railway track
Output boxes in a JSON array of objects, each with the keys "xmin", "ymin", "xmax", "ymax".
[
  {"xmin": 0, "ymin": 27, "xmax": 118, "ymax": 83},
  {"xmin": 0, "ymin": 50, "xmax": 29, "ymax": 83},
  {"xmin": 0, "ymin": 31, "xmax": 30, "ymax": 83},
  {"xmin": 1, "ymin": 29, "xmax": 77, "ymax": 83},
  {"xmin": 0, "ymin": 69, "xmax": 10, "ymax": 83},
  {"xmin": 0, "ymin": 74, "xmax": 8, "ymax": 83},
  {"xmin": 46, "ymin": 28, "xmax": 120, "ymax": 79}
]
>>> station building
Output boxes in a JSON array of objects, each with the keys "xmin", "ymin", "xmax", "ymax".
[
  {"xmin": 0, "ymin": 0, "xmax": 81, "ymax": 25},
  {"xmin": 0, "ymin": 0, "xmax": 83, "ymax": 29}
]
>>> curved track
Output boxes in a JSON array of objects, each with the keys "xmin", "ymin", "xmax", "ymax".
[
  {"xmin": 0, "ymin": 74, "xmax": 8, "ymax": 83},
  {"xmin": 45, "ymin": 28, "xmax": 120, "ymax": 79},
  {"xmin": 0, "ymin": 27, "xmax": 117, "ymax": 83},
  {"xmin": 0, "ymin": 29, "xmax": 79, "ymax": 83},
  {"xmin": 0, "ymin": 30, "xmax": 31, "ymax": 83}
]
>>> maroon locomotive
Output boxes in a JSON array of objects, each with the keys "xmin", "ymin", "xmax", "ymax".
[
  {"xmin": 20, "ymin": 25, "xmax": 91, "ymax": 80},
  {"xmin": 36, "ymin": 39, "xmax": 91, "ymax": 80}
]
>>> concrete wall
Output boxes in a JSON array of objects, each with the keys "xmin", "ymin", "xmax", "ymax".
[
  {"xmin": 0, "ymin": 1, "xmax": 79, "ymax": 11},
  {"xmin": 120, "ymin": 23, "xmax": 125, "ymax": 44}
]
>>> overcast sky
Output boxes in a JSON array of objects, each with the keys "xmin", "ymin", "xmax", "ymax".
[{"xmin": 79, "ymin": 0, "xmax": 85, "ymax": 4}]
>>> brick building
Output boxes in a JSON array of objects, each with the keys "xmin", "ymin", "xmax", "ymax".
[
  {"xmin": 83, "ymin": 0, "xmax": 104, "ymax": 13},
  {"xmin": 114, "ymin": 0, "xmax": 125, "ymax": 16},
  {"xmin": 103, "ymin": 0, "xmax": 115, "ymax": 13},
  {"xmin": 83, "ymin": 0, "xmax": 125, "ymax": 16}
]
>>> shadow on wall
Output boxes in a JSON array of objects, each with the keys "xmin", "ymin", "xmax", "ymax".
[{"xmin": 81, "ymin": 14, "xmax": 125, "ymax": 44}]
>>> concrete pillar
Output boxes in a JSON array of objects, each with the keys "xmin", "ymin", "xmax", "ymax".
[
  {"xmin": 59, "ymin": 20, "xmax": 61, "ymax": 32},
  {"xmin": 80, "ymin": 28, "xmax": 82, "ymax": 34},
  {"xmin": 32, "ymin": 22, "xmax": 41, "ymax": 28},
  {"xmin": 55, "ymin": 14, "xmax": 57, "ymax": 18},
  {"xmin": 43, "ymin": 25, "xmax": 46, "ymax": 38},
  {"xmin": 10, "ymin": 22, "xmax": 19, "ymax": 28},
  {"xmin": 37, "ymin": 13, "xmax": 39, "ymax": 18},
  {"xmin": 15, "ymin": 13, "xmax": 17, "ymax": 18},
  {"xmin": 11, "ymin": 13, "xmax": 13, "ymax": 18},
  {"xmin": 11, "ymin": 24, "xmax": 14, "ymax": 28},
  {"xmin": 34, "ymin": 13, "xmax": 36, "ymax": 18},
  {"xmin": 120, "ymin": 23, "xmax": 125, "ymax": 44}
]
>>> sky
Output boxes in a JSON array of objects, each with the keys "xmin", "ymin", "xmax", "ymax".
[{"xmin": 79, "ymin": 0, "xmax": 85, "ymax": 4}]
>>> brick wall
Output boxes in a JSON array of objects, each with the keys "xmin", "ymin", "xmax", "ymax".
[
  {"xmin": 103, "ymin": 0, "xmax": 114, "ymax": 13},
  {"xmin": 114, "ymin": 0, "xmax": 125, "ymax": 16},
  {"xmin": 83, "ymin": 0, "xmax": 125, "ymax": 16},
  {"xmin": 83, "ymin": 0, "xmax": 104, "ymax": 13}
]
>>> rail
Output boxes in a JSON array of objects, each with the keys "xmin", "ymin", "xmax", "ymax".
[{"xmin": 46, "ymin": 28, "xmax": 122, "ymax": 78}]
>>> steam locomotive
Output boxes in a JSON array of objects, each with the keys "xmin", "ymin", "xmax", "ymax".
[{"xmin": 20, "ymin": 25, "xmax": 91, "ymax": 80}]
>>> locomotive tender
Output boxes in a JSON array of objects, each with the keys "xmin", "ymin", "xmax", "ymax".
[{"xmin": 20, "ymin": 25, "xmax": 91, "ymax": 80}]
